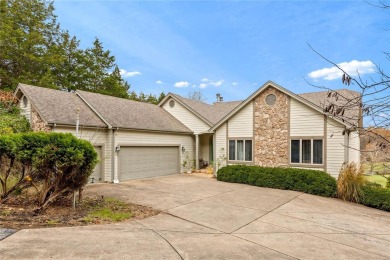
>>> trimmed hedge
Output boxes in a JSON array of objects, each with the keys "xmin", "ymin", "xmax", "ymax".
[
  {"xmin": 361, "ymin": 184, "xmax": 390, "ymax": 211},
  {"xmin": 217, "ymin": 165, "xmax": 337, "ymax": 197},
  {"xmin": 0, "ymin": 132, "xmax": 98, "ymax": 212}
]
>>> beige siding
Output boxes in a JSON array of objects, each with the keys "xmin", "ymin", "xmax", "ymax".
[
  {"xmin": 290, "ymin": 98, "xmax": 324, "ymax": 136},
  {"xmin": 19, "ymin": 95, "xmax": 31, "ymax": 123},
  {"xmin": 228, "ymin": 101, "xmax": 253, "ymax": 137},
  {"xmin": 326, "ymin": 119, "xmax": 345, "ymax": 178},
  {"xmin": 215, "ymin": 123, "xmax": 227, "ymax": 171},
  {"xmin": 53, "ymin": 127, "xmax": 112, "ymax": 182},
  {"xmin": 114, "ymin": 130, "xmax": 194, "ymax": 175},
  {"xmin": 348, "ymin": 131, "xmax": 360, "ymax": 163},
  {"xmin": 162, "ymin": 98, "xmax": 210, "ymax": 134}
]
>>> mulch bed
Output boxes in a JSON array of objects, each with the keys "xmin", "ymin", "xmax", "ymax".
[{"xmin": 0, "ymin": 195, "xmax": 160, "ymax": 230}]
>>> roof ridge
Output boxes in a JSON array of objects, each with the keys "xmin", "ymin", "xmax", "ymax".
[
  {"xmin": 299, "ymin": 88, "xmax": 361, "ymax": 95},
  {"xmin": 77, "ymin": 89, "xmax": 160, "ymax": 107}
]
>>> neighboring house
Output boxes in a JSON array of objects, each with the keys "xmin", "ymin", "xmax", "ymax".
[{"xmin": 15, "ymin": 81, "xmax": 360, "ymax": 182}]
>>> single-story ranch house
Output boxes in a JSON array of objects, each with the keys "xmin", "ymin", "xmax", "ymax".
[{"xmin": 15, "ymin": 81, "xmax": 361, "ymax": 182}]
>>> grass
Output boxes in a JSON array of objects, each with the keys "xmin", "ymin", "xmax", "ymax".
[
  {"xmin": 0, "ymin": 176, "xmax": 19, "ymax": 193},
  {"xmin": 362, "ymin": 162, "xmax": 390, "ymax": 175},
  {"xmin": 337, "ymin": 163, "xmax": 365, "ymax": 203},
  {"xmin": 363, "ymin": 174, "xmax": 390, "ymax": 188},
  {"xmin": 83, "ymin": 197, "xmax": 132, "ymax": 223}
]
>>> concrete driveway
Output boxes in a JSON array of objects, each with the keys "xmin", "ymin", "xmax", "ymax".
[{"xmin": 1, "ymin": 174, "xmax": 390, "ymax": 259}]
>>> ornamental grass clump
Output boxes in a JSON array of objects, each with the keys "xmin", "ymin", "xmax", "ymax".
[{"xmin": 337, "ymin": 163, "xmax": 365, "ymax": 203}]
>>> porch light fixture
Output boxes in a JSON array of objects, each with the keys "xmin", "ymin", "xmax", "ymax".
[{"xmin": 182, "ymin": 146, "xmax": 185, "ymax": 153}]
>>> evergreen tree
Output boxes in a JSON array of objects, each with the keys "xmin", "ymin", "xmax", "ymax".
[{"xmin": 0, "ymin": 0, "xmax": 59, "ymax": 89}]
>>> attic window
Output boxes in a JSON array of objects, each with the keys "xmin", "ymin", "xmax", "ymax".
[
  {"xmin": 169, "ymin": 100, "xmax": 175, "ymax": 108},
  {"xmin": 22, "ymin": 96, "xmax": 28, "ymax": 108},
  {"xmin": 265, "ymin": 94, "xmax": 276, "ymax": 106}
]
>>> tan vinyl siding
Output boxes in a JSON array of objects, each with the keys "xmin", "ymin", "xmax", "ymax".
[
  {"xmin": 326, "ymin": 118, "xmax": 345, "ymax": 178},
  {"xmin": 114, "ymin": 130, "xmax": 194, "ymax": 174},
  {"xmin": 290, "ymin": 98, "xmax": 324, "ymax": 136},
  {"xmin": 162, "ymin": 98, "xmax": 209, "ymax": 134},
  {"xmin": 19, "ymin": 95, "xmax": 31, "ymax": 123},
  {"xmin": 215, "ymin": 123, "xmax": 227, "ymax": 170},
  {"xmin": 348, "ymin": 131, "xmax": 360, "ymax": 163},
  {"xmin": 228, "ymin": 101, "xmax": 253, "ymax": 137},
  {"xmin": 52, "ymin": 127, "xmax": 112, "ymax": 182}
]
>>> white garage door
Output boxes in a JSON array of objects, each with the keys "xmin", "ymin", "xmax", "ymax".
[
  {"xmin": 90, "ymin": 146, "xmax": 102, "ymax": 183},
  {"xmin": 119, "ymin": 146, "xmax": 180, "ymax": 181}
]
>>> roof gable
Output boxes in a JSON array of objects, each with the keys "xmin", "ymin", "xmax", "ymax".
[
  {"xmin": 159, "ymin": 93, "xmax": 242, "ymax": 126},
  {"xmin": 15, "ymin": 84, "xmax": 107, "ymax": 128},
  {"xmin": 210, "ymin": 81, "xmax": 355, "ymax": 131}
]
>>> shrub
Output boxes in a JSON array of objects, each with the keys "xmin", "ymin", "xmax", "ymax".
[
  {"xmin": 0, "ymin": 132, "xmax": 98, "ymax": 213},
  {"xmin": 361, "ymin": 184, "xmax": 390, "ymax": 211},
  {"xmin": 217, "ymin": 165, "xmax": 337, "ymax": 197},
  {"xmin": 0, "ymin": 101, "xmax": 30, "ymax": 134},
  {"xmin": 337, "ymin": 163, "xmax": 365, "ymax": 203}
]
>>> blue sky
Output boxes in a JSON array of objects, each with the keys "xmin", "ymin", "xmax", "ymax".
[{"xmin": 54, "ymin": 0, "xmax": 390, "ymax": 103}]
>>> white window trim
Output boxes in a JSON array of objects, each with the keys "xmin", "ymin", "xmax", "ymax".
[
  {"xmin": 228, "ymin": 139, "xmax": 253, "ymax": 162},
  {"xmin": 290, "ymin": 139, "xmax": 323, "ymax": 165}
]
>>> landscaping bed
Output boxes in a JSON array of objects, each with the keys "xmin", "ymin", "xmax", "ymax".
[{"xmin": 0, "ymin": 195, "xmax": 160, "ymax": 230}]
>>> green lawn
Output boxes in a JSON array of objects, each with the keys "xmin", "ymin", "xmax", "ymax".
[
  {"xmin": 363, "ymin": 174, "xmax": 390, "ymax": 188},
  {"xmin": 362, "ymin": 162, "xmax": 390, "ymax": 175}
]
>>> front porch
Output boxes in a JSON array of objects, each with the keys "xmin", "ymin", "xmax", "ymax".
[{"xmin": 195, "ymin": 133, "xmax": 213, "ymax": 170}]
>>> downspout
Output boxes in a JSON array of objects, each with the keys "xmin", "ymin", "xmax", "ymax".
[
  {"xmin": 112, "ymin": 128, "xmax": 119, "ymax": 183},
  {"xmin": 344, "ymin": 129, "xmax": 350, "ymax": 163}
]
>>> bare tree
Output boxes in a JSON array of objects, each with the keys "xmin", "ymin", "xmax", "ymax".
[{"xmin": 188, "ymin": 91, "xmax": 206, "ymax": 102}]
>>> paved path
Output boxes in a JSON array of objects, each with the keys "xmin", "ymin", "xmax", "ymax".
[{"xmin": 1, "ymin": 174, "xmax": 390, "ymax": 259}]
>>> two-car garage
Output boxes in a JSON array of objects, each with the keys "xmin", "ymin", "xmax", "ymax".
[{"xmin": 118, "ymin": 146, "xmax": 180, "ymax": 181}]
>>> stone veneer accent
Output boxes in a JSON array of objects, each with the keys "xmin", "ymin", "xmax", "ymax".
[
  {"xmin": 254, "ymin": 87, "xmax": 288, "ymax": 167},
  {"xmin": 31, "ymin": 109, "xmax": 50, "ymax": 132}
]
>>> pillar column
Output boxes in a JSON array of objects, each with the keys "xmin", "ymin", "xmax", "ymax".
[{"xmin": 195, "ymin": 134, "xmax": 199, "ymax": 170}]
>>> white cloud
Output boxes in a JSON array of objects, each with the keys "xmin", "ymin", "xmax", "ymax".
[
  {"xmin": 199, "ymin": 83, "xmax": 208, "ymax": 89},
  {"xmin": 209, "ymin": 79, "xmax": 224, "ymax": 87},
  {"xmin": 308, "ymin": 60, "xmax": 375, "ymax": 80},
  {"xmin": 120, "ymin": 69, "xmax": 142, "ymax": 78},
  {"xmin": 156, "ymin": 80, "xmax": 163, "ymax": 84},
  {"xmin": 201, "ymin": 78, "xmax": 209, "ymax": 82},
  {"xmin": 174, "ymin": 81, "xmax": 190, "ymax": 88},
  {"xmin": 232, "ymin": 82, "xmax": 238, "ymax": 86}
]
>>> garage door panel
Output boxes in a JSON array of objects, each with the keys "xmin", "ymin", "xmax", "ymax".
[{"xmin": 119, "ymin": 146, "xmax": 179, "ymax": 181}]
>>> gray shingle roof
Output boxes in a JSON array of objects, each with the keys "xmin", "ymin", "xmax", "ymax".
[
  {"xmin": 17, "ymin": 84, "xmax": 107, "ymax": 127},
  {"xmin": 171, "ymin": 94, "xmax": 242, "ymax": 125},
  {"xmin": 77, "ymin": 90, "xmax": 192, "ymax": 133},
  {"xmin": 299, "ymin": 89, "xmax": 361, "ymax": 125}
]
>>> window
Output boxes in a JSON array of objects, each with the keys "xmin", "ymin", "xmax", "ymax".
[
  {"xmin": 228, "ymin": 139, "xmax": 253, "ymax": 161},
  {"xmin": 229, "ymin": 140, "xmax": 235, "ymax": 161},
  {"xmin": 22, "ymin": 96, "xmax": 28, "ymax": 108},
  {"xmin": 265, "ymin": 94, "xmax": 277, "ymax": 106},
  {"xmin": 291, "ymin": 139, "xmax": 323, "ymax": 165},
  {"xmin": 302, "ymin": 140, "xmax": 311, "ymax": 163},
  {"xmin": 169, "ymin": 100, "xmax": 175, "ymax": 108},
  {"xmin": 245, "ymin": 140, "xmax": 252, "ymax": 161},
  {"xmin": 291, "ymin": 140, "xmax": 300, "ymax": 163},
  {"xmin": 313, "ymin": 140, "xmax": 323, "ymax": 164}
]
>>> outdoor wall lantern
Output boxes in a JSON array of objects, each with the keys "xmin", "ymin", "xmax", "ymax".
[
  {"xmin": 115, "ymin": 145, "xmax": 120, "ymax": 152},
  {"xmin": 182, "ymin": 146, "xmax": 185, "ymax": 153}
]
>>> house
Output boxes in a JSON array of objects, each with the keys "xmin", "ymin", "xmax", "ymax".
[{"xmin": 15, "ymin": 81, "xmax": 360, "ymax": 182}]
